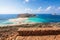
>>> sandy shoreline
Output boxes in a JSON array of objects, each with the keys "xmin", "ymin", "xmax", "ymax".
[
  {"xmin": 0, "ymin": 18, "xmax": 29, "ymax": 27},
  {"xmin": 0, "ymin": 18, "xmax": 42, "ymax": 27},
  {"xmin": 8, "ymin": 17, "xmax": 28, "ymax": 23},
  {"xmin": 0, "ymin": 17, "xmax": 60, "ymax": 27}
]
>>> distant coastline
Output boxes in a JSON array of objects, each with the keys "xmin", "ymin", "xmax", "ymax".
[{"xmin": 0, "ymin": 13, "xmax": 60, "ymax": 26}]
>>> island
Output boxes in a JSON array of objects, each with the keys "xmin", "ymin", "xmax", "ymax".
[{"xmin": 18, "ymin": 13, "xmax": 36, "ymax": 17}]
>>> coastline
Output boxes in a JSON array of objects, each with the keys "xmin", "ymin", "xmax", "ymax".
[
  {"xmin": 0, "ymin": 14, "xmax": 60, "ymax": 40},
  {"xmin": 0, "ymin": 22, "xmax": 60, "ymax": 27},
  {"xmin": 0, "ymin": 18, "xmax": 28, "ymax": 27}
]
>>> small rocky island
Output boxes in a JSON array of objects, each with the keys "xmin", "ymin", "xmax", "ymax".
[{"xmin": 18, "ymin": 13, "xmax": 36, "ymax": 17}]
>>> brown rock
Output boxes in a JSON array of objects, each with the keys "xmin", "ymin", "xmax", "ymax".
[{"xmin": 18, "ymin": 13, "xmax": 36, "ymax": 18}]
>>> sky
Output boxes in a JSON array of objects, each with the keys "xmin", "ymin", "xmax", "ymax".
[{"xmin": 0, "ymin": 0, "xmax": 60, "ymax": 14}]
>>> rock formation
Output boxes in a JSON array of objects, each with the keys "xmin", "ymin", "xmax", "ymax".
[
  {"xmin": 0, "ymin": 23, "xmax": 60, "ymax": 40},
  {"xmin": 18, "ymin": 13, "xmax": 36, "ymax": 17}
]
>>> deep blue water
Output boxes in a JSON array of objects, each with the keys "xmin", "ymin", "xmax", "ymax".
[
  {"xmin": 0, "ymin": 14, "xmax": 18, "ymax": 20},
  {"xmin": 0, "ymin": 14, "xmax": 60, "ymax": 25},
  {"xmin": 28, "ymin": 14, "xmax": 60, "ymax": 23},
  {"xmin": 0, "ymin": 14, "xmax": 18, "ymax": 25}
]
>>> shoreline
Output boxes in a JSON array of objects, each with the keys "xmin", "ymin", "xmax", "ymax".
[
  {"xmin": 0, "ymin": 22, "xmax": 60, "ymax": 27},
  {"xmin": 0, "ymin": 17, "xmax": 60, "ymax": 27}
]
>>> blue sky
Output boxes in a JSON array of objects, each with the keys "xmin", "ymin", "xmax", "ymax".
[{"xmin": 0, "ymin": 0, "xmax": 60, "ymax": 14}]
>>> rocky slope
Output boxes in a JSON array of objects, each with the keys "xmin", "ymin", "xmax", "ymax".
[
  {"xmin": 16, "ymin": 35, "xmax": 60, "ymax": 40},
  {"xmin": 0, "ymin": 23, "xmax": 60, "ymax": 40}
]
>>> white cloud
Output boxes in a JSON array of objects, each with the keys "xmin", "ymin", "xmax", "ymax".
[
  {"xmin": 54, "ymin": 7, "xmax": 60, "ymax": 13},
  {"xmin": 45, "ymin": 6, "xmax": 52, "ymax": 11},
  {"xmin": 24, "ymin": 7, "xmax": 43, "ymax": 13},
  {"xmin": 24, "ymin": 8, "xmax": 32, "ymax": 13},
  {"xmin": 24, "ymin": 0, "xmax": 29, "ymax": 3},
  {"xmin": 0, "ymin": 5, "xmax": 59, "ymax": 14},
  {"xmin": 23, "ymin": 6, "xmax": 52, "ymax": 13},
  {"xmin": 57, "ymin": 7, "xmax": 60, "ymax": 10},
  {"xmin": 24, "ymin": 0, "xmax": 36, "ymax": 3},
  {"xmin": 36, "ymin": 7, "xmax": 42, "ymax": 12},
  {"xmin": 0, "ymin": 6, "xmax": 19, "ymax": 14}
]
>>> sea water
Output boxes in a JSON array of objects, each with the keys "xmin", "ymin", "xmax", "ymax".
[
  {"xmin": 27, "ymin": 14, "xmax": 60, "ymax": 23},
  {"xmin": 0, "ymin": 14, "xmax": 60, "ymax": 25},
  {"xmin": 0, "ymin": 14, "xmax": 18, "ymax": 25}
]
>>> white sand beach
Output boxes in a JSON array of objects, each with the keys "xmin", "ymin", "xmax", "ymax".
[
  {"xmin": 8, "ymin": 18, "xmax": 28, "ymax": 24},
  {"xmin": 0, "ymin": 18, "xmax": 37, "ymax": 27}
]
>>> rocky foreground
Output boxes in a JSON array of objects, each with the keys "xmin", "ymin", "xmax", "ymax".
[{"xmin": 0, "ymin": 23, "xmax": 60, "ymax": 40}]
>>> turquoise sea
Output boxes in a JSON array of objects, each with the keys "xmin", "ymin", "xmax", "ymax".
[
  {"xmin": 0, "ymin": 14, "xmax": 60, "ymax": 25},
  {"xmin": 27, "ymin": 14, "xmax": 60, "ymax": 23}
]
